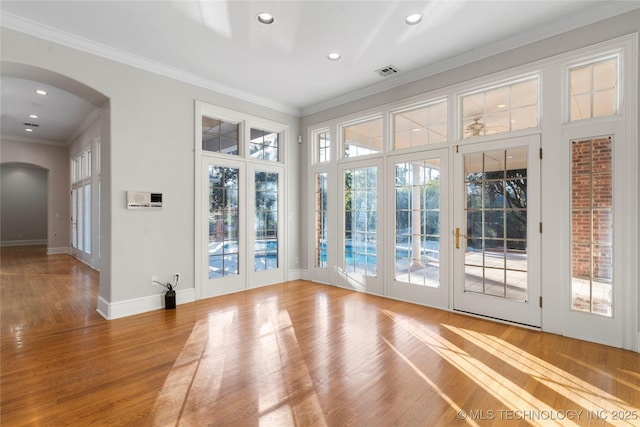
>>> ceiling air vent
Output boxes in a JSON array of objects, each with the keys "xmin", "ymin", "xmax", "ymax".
[
  {"xmin": 376, "ymin": 65, "xmax": 399, "ymax": 77},
  {"xmin": 23, "ymin": 122, "xmax": 40, "ymax": 127}
]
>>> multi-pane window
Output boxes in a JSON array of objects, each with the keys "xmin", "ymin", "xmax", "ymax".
[
  {"xmin": 394, "ymin": 160, "xmax": 441, "ymax": 287},
  {"xmin": 255, "ymin": 171, "xmax": 279, "ymax": 271},
  {"xmin": 344, "ymin": 167, "xmax": 377, "ymax": 276},
  {"xmin": 250, "ymin": 128, "xmax": 279, "ymax": 162},
  {"xmin": 208, "ymin": 166, "xmax": 240, "ymax": 278},
  {"xmin": 464, "ymin": 148, "xmax": 528, "ymax": 301},
  {"xmin": 461, "ymin": 78, "xmax": 538, "ymax": 139},
  {"xmin": 202, "ymin": 116, "xmax": 240, "ymax": 155},
  {"xmin": 315, "ymin": 172, "xmax": 328, "ymax": 269},
  {"xmin": 569, "ymin": 57, "xmax": 617, "ymax": 121},
  {"xmin": 571, "ymin": 137, "xmax": 613, "ymax": 316},
  {"xmin": 393, "ymin": 101, "xmax": 447, "ymax": 149},
  {"xmin": 316, "ymin": 130, "xmax": 331, "ymax": 162},
  {"xmin": 343, "ymin": 118, "xmax": 383, "ymax": 158}
]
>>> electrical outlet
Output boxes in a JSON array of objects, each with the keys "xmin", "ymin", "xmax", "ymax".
[
  {"xmin": 175, "ymin": 273, "xmax": 181, "ymax": 284},
  {"xmin": 150, "ymin": 275, "xmax": 158, "ymax": 287}
]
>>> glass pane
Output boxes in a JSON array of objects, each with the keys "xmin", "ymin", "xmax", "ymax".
[
  {"xmin": 317, "ymin": 130, "xmax": 331, "ymax": 162},
  {"xmin": 570, "ymin": 94, "xmax": 591, "ymax": 121},
  {"xmin": 344, "ymin": 166, "xmax": 377, "ymax": 276},
  {"xmin": 593, "ymin": 89, "xmax": 616, "ymax": 117},
  {"xmin": 343, "ymin": 118, "xmax": 383, "ymax": 158},
  {"xmin": 571, "ymin": 137, "xmax": 613, "ymax": 317},
  {"xmin": 209, "ymin": 166, "xmax": 240, "ymax": 279},
  {"xmin": 570, "ymin": 66, "xmax": 591, "ymax": 95},
  {"xmin": 393, "ymin": 159, "xmax": 440, "ymax": 287},
  {"xmin": 255, "ymin": 171, "xmax": 278, "ymax": 271},
  {"xmin": 463, "ymin": 78, "xmax": 538, "ymax": 138},
  {"xmin": 202, "ymin": 116, "xmax": 239, "ymax": 155},
  {"xmin": 463, "ymin": 148, "xmax": 528, "ymax": 300},
  {"xmin": 511, "ymin": 79, "xmax": 538, "ymax": 107},
  {"xmin": 84, "ymin": 184, "xmax": 91, "ymax": 254},
  {"xmin": 593, "ymin": 59, "xmax": 616, "ymax": 91},
  {"xmin": 250, "ymin": 128, "xmax": 279, "ymax": 162},
  {"xmin": 315, "ymin": 173, "xmax": 328, "ymax": 269},
  {"xmin": 485, "ymin": 87, "xmax": 509, "ymax": 113},
  {"xmin": 393, "ymin": 102, "xmax": 447, "ymax": 150}
]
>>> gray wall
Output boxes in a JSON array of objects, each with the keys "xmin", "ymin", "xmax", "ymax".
[
  {"xmin": 0, "ymin": 140, "xmax": 70, "ymax": 251},
  {"xmin": 0, "ymin": 163, "xmax": 47, "ymax": 244},
  {"xmin": 0, "ymin": 26, "xmax": 301, "ymax": 311}
]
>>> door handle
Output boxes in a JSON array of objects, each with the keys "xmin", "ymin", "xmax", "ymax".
[{"xmin": 455, "ymin": 227, "xmax": 467, "ymax": 249}]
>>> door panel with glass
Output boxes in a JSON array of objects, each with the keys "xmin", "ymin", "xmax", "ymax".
[
  {"xmin": 248, "ymin": 164, "xmax": 285, "ymax": 288},
  {"xmin": 453, "ymin": 135, "xmax": 541, "ymax": 327},
  {"xmin": 202, "ymin": 160, "xmax": 246, "ymax": 298},
  {"xmin": 386, "ymin": 149, "xmax": 449, "ymax": 308},
  {"xmin": 338, "ymin": 159, "xmax": 384, "ymax": 295}
]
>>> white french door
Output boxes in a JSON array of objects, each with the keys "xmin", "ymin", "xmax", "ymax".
[
  {"xmin": 201, "ymin": 158, "xmax": 246, "ymax": 298},
  {"xmin": 200, "ymin": 159, "xmax": 285, "ymax": 298},
  {"xmin": 247, "ymin": 163, "xmax": 285, "ymax": 288},
  {"xmin": 337, "ymin": 158, "xmax": 384, "ymax": 295},
  {"xmin": 386, "ymin": 148, "xmax": 450, "ymax": 308},
  {"xmin": 453, "ymin": 135, "xmax": 541, "ymax": 327}
]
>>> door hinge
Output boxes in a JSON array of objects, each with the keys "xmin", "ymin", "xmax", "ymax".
[
  {"xmin": 455, "ymin": 144, "xmax": 459, "ymax": 153},
  {"xmin": 539, "ymin": 222, "xmax": 543, "ymax": 233},
  {"xmin": 539, "ymin": 296, "xmax": 543, "ymax": 308},
  {"xmin": 539, "ymin": 148, "xmax": 543, "ymax": 159}
]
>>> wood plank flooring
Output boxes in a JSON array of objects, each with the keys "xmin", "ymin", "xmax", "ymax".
[{"xmin": 1, "ymin": 245, "xmax": 639, "ymax": 426}]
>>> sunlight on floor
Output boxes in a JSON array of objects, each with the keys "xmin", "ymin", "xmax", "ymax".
[
  {"xmin": 443, "ymin": 325, "xmax": 638, "ymax": 422},
  {"xmin": 380, "ymin": 309, "xmax": 577, "ymax": 426}
]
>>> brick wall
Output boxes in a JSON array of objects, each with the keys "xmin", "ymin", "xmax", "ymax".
[{"xmin": 571, "ymin": 137, "xmax": 613, "ymax": 281}]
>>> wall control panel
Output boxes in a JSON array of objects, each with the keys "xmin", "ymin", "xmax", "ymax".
[{"xmin": 127, "ymin": 191, "xmax": 162, "ymax": 209}]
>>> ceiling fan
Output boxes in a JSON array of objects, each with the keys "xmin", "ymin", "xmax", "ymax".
[
  {"xmin": 463, "ymin": 117, "xmax": 508, "ymax": 137},
  {"xmin": 465, "ymin": 118, "xmax": 485, "ymax": 136}
]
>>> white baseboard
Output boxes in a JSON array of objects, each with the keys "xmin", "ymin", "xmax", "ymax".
[
  {"xmin": 636, "ymin": 332, "xmax": 640, "ymax": 353},
  {"xmin": 287, "ymin": 269, "xmax": 308, "ymax": 281},
  {"xmin": 1, "ymin": 239, "xmax": 47, "ymax": 247},
  {"xmin": 47, "ymin": 246, "xmax": 70, "ymax": 255},
  {"xmin": 95, "ymin": 288, "xmax": 196, "ymax": 320}
]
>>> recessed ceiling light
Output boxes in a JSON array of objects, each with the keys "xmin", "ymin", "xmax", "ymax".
[
  {"xmin": 35, "ymin": 89, "xmax": 48, "ymax": 96},
  {"xmin": 256, "ymin": 12, "xmax": 274, "ymax": 24},
  {"xmin": 497, "ymin": 104, "xmax": 507, "ymax": 108},
  {"xmin": 25, "ymin": 128, "xmax": 34, "ymax": 132},
  {"xmin": 405, "ymin": 13, "xmax": 423, "ymax": 25},
  {"xmin": 29, "ymin": 114, "xmax": 39, "ymax": 119},
  {"xmin": 327, "ymin": 52, "xmax": 341, "ymax": 61}
]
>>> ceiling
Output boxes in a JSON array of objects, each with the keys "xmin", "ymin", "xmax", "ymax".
[{"xmin": 1, "ymin": 1, "xmax": 638, "ymax": 144}]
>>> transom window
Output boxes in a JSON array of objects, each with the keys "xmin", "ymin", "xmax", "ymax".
[
  {"xmin": 316, "ymin": 130, "xmax": 331, "ymax": 163},
  {"xmin": 202, "ymin": 116, "xmax": 239, "ymax": 155},
  {"xmin": 393, "ymin": 101, "xmax": 447, "ymax": 149},
  {"xmin": 250, "ymin": 128, "xmax": 279, "ymax": 162},
  {"xmin": 568, "ymin": 57, "xmax": 618, "ymax": 121},
  {"xmin": 342, "ymin": 117, "xmax": 383, "ymax": 158},
  {"xmin": 461, "ymin": 77, "xmax": 538, "ymax": 139}
]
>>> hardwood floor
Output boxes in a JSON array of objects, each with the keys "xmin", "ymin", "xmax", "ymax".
[{"xmin": 1, "ymin": 246, "xmax": 639, "ymax": 426}]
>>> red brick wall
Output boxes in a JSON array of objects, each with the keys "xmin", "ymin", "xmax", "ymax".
[{"xmin": 571, "ymin": 137, "xmax": 612, "ymax": 281}]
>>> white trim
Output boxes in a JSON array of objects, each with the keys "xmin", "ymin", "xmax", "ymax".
[
  {"xmin": 300, "ymin": 4, "xmax": 640, "ymax": 116},
  {"xmin": 287, "ymin": 269, "xmax": 304, "ymax": 281},
  {"xmin": 0, "ymin": 12, "xmax": 299, "ymax": 117},
  {"xmin": 47, "ymin": 246, "xmax": 70, "ymax": 255},
  {"xmin": 95, "ymin": 288, "xmax": 196, "ymax": 320},
  {"xmin": 0, "ymin": 239, "xmax": 47, "ymax": 246}
]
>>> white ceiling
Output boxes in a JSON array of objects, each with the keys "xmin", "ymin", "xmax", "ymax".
[{"xmin": 1, "ymin": 1, "xmax": 638, "ymax": 144}]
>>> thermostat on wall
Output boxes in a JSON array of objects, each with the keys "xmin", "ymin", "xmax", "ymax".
[{"xmin": 127, "ymin": 191, "xmax": 162, "ymax": 209}]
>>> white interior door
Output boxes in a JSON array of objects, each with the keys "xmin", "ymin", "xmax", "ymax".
[
  {"xmin": 453, "ymin": 135, "xmax": 541, "ymax": 327},
  {"xmin": 386, "ymin": 148, "xmax": 449, "ymax": 308}
]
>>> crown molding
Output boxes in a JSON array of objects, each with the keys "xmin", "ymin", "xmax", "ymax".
[
  {"xmin": 0, "ymin": 12, "xmax": 301, "ymax": 117},
  {"xmin": 1, "ymin": 134, "xmax": 68, "ymax": 147},
  {"xmin": 300, "ymin": 2, "xmax": 640, "ymax": 116}
]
